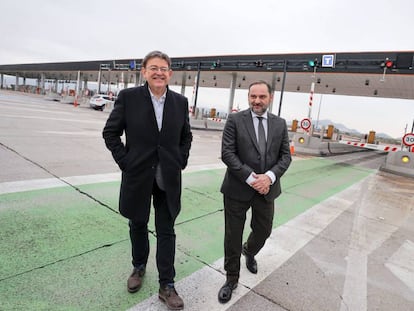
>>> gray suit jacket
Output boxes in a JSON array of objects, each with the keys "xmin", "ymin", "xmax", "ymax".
[{"xmin": 220, "ymin": 109, "xmax": 291, "ymax": 202}]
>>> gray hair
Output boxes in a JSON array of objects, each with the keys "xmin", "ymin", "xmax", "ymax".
[
  {"xmin": 141, "ymin": 50, "xmax": 172, "ymax": 68},
  {"xmin": 248, "ymin": 80, "xmax": 273, "ymax": 94}
]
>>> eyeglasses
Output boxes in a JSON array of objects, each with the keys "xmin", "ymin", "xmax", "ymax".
[{"xmin": 146, "ymin": 66, "xmax": 170, "ymax": 73}]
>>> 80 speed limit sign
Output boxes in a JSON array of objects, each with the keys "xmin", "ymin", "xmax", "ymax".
[
  {"xmin": 402, "ymin": 133, "xmax": 414, "ymax": 146},
  {"xmin": 301, "ymin": 118, "xmax": 311, "ymax": 131}
]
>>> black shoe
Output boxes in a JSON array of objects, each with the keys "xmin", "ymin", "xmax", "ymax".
[
  {"xmin": 218, "ymin": 281, "xmax": 238, "ymax": 304},
  {"xmin": 242, "ymin": 245, "xmax": 257, "ymax": 274}
]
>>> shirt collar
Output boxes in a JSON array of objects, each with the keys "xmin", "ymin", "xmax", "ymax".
[
  {"xmin": 251, "ymin": 110, "xmax": 268, "ymax": 120},
  {"xmin": 148, "ymin": 86, "xmax": 167, "ymax": 101}
]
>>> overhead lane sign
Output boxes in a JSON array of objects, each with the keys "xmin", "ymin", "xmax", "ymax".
[{"xmin": 322, "ymin": 54, "xmax": 335, "ymax": 68}]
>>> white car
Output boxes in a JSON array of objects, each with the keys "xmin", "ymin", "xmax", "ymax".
[{"xmin": 89, "ymin": 94, "xmax": 115, "ymax": 110}]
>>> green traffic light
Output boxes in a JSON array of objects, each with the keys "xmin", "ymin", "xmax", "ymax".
[{"xmin": 308, "ymin": 60, "xmax": 315, "ymax": 67}]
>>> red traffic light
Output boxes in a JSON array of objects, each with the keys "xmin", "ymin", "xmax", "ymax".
[{"xmin": 381, "ymin": 59, "xmax": 394, "ymax": 68}]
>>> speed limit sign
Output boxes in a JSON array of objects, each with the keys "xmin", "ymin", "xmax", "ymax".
[
  {"xmin": 402, "ymin": 133, "xmax": 414, "ymax": 146},
  {"xmin": 301, "ymin": 118, "xmax": 311, "ymax": 131}
]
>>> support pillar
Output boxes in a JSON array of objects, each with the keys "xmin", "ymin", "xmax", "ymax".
[
  {"xmin": 278, "ymin": 60, "xmax": 287, "ymax": 117},
  {"xmin": 135, "ymin": 72, "xmax": 140, "ymax": 86},
  {"xmin": 54, "ymin": 79, "xmax": 58, "ymax": 93},
  {"xmin": 180, "ymin": 72, "xmax": 186, "ymax": 96},
  {"xmin": 40, "ymin": 73, "xmax": 45, "ymax": 94},
  {"xmin": 269, "ymin": 73, "xmax": 277, "ymax": 113},
  {"xmin": 192, "ymin": 63, "xmax": 201, "ymax": 118},
  {"xmin": 138, "ymin": 72, "xmax": 144, "ymax": 86},
  {"xmin": 97, "ymin": 70, "xmax": 102, "ymax": 94},
  {"xmin": 227, "ymin": 73, "xmax": 237, "ymax": 115},
  {"xmin": 107, "ymin": 70, "xmax": 112, "ymax": 94},
  {"xmin": 0, "ymin": 74, "xmax": 3, "ymax": 89},
  {"xmin": 120, "ymin": 72, "xmax": 125, "ymax": 90},
  {"xmin": 75, "ymin": 71, "xmax": 81, "ymax": 104}
]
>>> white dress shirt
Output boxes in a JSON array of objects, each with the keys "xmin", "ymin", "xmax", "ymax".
[{"xmin": 245, "ymin": 110, "xmax": 276, "ymax": 186}]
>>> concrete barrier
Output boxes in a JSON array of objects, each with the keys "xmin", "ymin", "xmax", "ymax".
[
  {"xmin": 292, "ymin": 134, "xmax": 364, "ymax": 156},
  {"xmin": 60, "ymin": 95, "xmax": 75, "ymax": 104},
  {"xmin": 44, "ymin": 92, "xmax": 61, "ymax": 101},
  {"xmin": 190, "ymin": 118, "xmax": 225, "ymax": 131},
  {"xmin": 380, "ymin": 151, "xmax": 414, "ymax": 178}
]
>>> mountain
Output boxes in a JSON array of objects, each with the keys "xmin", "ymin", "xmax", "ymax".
[
  {"xmin": 315, "ymin": 119, "xmax": 360, "ymax": 134},
  {"xmin": 314, "ymin": 119, "xmax": 396, "ymax": 140},
  {"xmin": 288, "ymin": 118, "xmax": 397, "ymax": 139},
  {"xmin": 376, "ymin": 132, "xmax": 394, "ymax": 139}
]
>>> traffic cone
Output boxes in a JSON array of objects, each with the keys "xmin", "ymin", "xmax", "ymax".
[
  {"xmin": 74, "ymin": 96, "xmax": 79, "ymax": 107},
  {"xmin": 290, "ymin": 140, "xmax": 295, "ymax": 155}
]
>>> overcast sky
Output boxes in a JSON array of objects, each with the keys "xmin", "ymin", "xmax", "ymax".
[{"xmin": 1, "ymin": 0, "xmax": 413, "ymax": 138}]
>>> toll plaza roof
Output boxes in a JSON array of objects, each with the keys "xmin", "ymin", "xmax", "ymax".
[{"xmin": 1, "ymin": 51, "xmax": 414, "ymax": 99}]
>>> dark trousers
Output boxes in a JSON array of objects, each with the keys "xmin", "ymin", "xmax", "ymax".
[
  {"xmin": 129, "ymin": 180, "xmax": 176, "ymax": 286},
  {"xmin": 223, "ymin": 194, "xmax": 274, "ymax": 281}
]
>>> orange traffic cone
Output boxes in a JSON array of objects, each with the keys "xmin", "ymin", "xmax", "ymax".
[
  {"xmin": 74, "ymin": 97, "xmax": 79, "ymax": 107},
  {"xmin": 290, "ymin": 140, "xmax": 295, "ymax": 155}
]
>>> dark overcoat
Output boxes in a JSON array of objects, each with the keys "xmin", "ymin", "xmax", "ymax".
[
  {"xmin": 103, "ymin": 83, "xmax": 192, "ymax": 220},
  {"xmin": 220, "ymin": 109, "xmax": 291, "ymax": 202}
]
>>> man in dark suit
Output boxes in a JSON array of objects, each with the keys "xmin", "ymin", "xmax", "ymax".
[
  {"xmin": 103, "ymin": 51, "xmax": 192, "ymax": 310},
  {"xmin": 218, "ymin": 81, "xmax": 291, "ymax": 303}
]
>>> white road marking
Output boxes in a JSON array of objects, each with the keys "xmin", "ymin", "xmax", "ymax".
[
  {"xmin": 0, "ymin": 113, "xmax": 103, "ymax": 124},
  {"xmin": 0, "ymin": 178, "xmax": 67, "ymax": 195},
  {"xmin": 0, "ymin": 164, "xmax": 226, "ymax": 195},
  {"xmin": 385, "ymin": 240, "xmax": 414, "ymax": 292},
  {"xmin": 339, "ymin": 174, "xmax": 411, "ymax": 311}
]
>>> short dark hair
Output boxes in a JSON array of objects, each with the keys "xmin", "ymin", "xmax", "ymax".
[
  {"xmin": 248, "ymin": 80, "xmax": 273, "ymax": 94},
  {"xmin": 142, "ymin": 50, "xmax": 171, "ymax": 68}
]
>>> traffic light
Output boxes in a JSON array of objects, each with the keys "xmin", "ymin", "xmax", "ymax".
[
  {"xmin": 308, "ymin": 58, "xmax": 318, "ymax": 67},
  {"xmin": 255, "ymin": 60, "xmax": 264, "ymax": 67},
  {"xmin": 380, "ymin": 58, "xmax": 394, "ymax": 69},
  {"xmin": 212, "ymin": 60, "xmax": 221, "ymax": 68}
]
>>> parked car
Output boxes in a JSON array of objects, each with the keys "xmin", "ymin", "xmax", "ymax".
[{"xmin": 89, "ymin": 94, "xmax": 115, "ymax": 111}]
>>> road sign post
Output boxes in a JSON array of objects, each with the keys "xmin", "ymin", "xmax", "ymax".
[{"xmin": 308, "ymin": 83, "xmax": 314, "ymax": 119}]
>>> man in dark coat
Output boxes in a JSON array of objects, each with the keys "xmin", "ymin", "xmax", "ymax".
[
  {"xmin": 218, "ymin": 81, "xmax": 291, "ymax": 304},
  {"xmin": 103, "ymin": 50, "xmax": 192, "ymax": 310}
]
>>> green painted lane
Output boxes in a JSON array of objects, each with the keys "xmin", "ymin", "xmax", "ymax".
[
  {"xmin": 0, "ymin": 187, "xmax": 127, "ymax": 280},
  {"xmin": 0, "ymin": 158, "xmax": 374, "ymax": 310},
  {"xmin": 0, "ymin": 238, "xmax": 204, "ymax": 311}
]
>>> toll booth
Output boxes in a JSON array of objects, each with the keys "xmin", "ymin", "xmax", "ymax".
[
  {"xmin": 326, "ymin": 125, "xmax": 334, "ymax": 139},
  {"xmin": 210, "ymin": 108, "xmax": 216, "ymax": 118},
  {"xmin": 291, "ymin": 119, "xmax": 298, "ymax": 132},
  {"xmin": 368, "ymin": 131, "xmax": 376, "ymax": 144}
]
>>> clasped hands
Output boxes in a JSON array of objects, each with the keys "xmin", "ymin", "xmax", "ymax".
[{"xmin": 250, "ymin": 173, "xmax": 271, "ymax": 195}]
